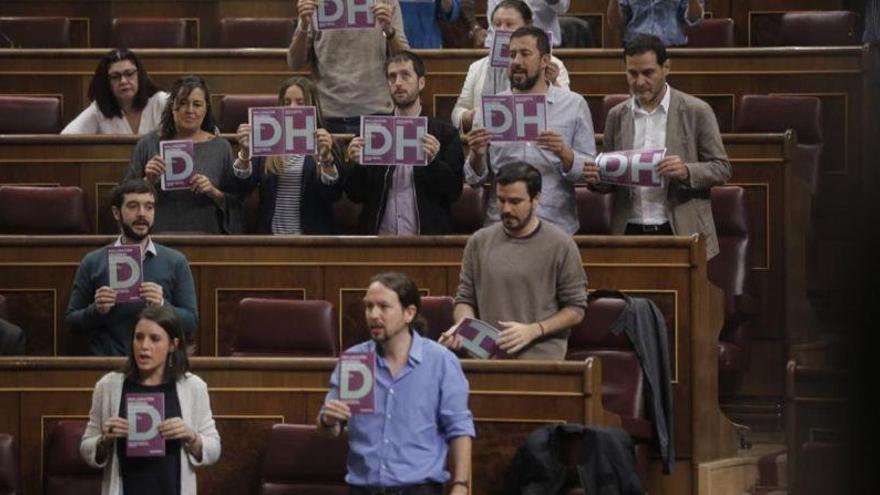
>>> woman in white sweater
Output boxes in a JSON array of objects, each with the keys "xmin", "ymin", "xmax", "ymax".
[
  {"xmin": 62, "ymin": 49, "xmax": 168, "ymax": 135},
  {"xmin": 80, "ymin": 306, "xmax": 221, "ymax": 495},
  {"xmin": 451, "ymin": 0, "xmax": 570, "ymax": 132}
]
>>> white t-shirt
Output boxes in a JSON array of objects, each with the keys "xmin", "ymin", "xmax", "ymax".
[{"xmin": 61, "ymin": 91, "xmax": 169, "ymax": 135}]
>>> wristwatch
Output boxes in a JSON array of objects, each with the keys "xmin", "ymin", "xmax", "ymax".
[{"xmin": 450, "ymin": 480, "xmax": 469, "ymax": 491}]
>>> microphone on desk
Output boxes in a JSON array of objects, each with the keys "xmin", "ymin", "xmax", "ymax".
[{"xmin": 0, "ymin": 30, "xmax": 15, "ymax": 48}]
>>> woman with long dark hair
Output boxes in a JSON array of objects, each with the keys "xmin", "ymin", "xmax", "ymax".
[
  {"xmin": 125, "ymin": 75, "xmax": 246, "ymax": 234},
  {"xmin": 80, "ymin": 306, "xmax": 221, "ymax": 495},
  {"xmin": 62, "ymin": 48, "xmax": 167, "ymax": 135},
  {"xmin": 233, "ymin": 76, "xmax": 344, "ymax": 234}
]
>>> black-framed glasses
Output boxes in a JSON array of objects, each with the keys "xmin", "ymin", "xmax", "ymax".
[{"xmin": 109, "ymin": 69, "xmax": 138, "ymax": 82}]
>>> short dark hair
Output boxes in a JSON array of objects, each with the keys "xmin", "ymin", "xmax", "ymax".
[
  {"xmin": 160, "ymin": 75, "xmax": 218, "ymax": 139},
  {"xmin": 89, "ymin": 48, "xmax": 161, "ymax": 119},
  {"xmin": 368, "ymin": 272, "xmax": 427, "ymax": 333},
  {"xmin": 123, "ymin": 306, "xmax": 190, "ymax": 383},
  {"xmin": 491, "ymin": 0, "xmax": 533, "ymax": 25},
  {"xmin": 385, "ymin": 50, "xmax": 426, "ymax": 79},
  {"xmin": 495, "ymin": 161, "xmax": 542, "ymax": 199},
  {"xmin": 624, "ymin": 34, "xmax": 668, "ymax": 65},
  {"xmin": 510, "ymin": 26, "xmax": 550, "ymax": 56},
  {"xmin": 110, "ymin": 179, "xmax": 157, "ymax": 210}
]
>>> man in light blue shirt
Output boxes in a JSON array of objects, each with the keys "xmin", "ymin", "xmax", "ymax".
[
  {"xmin": 400, "ymin": 0, "xmax": 460, "ymax": 48},
  {"xmin": 608, "ymin": 0, "xmax": 704, "ymax": 47},
  {"xmin": 465, "ymin": 26, "xmax": 596, "ymax": 235},
  {"xmin": 319, "ymin": 272, "xmax": 475, "ymax": 495}
]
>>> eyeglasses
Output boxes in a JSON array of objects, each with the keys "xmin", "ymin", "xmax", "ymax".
[{"xmin": 109, "ymin": 69, "xmax": 138, "ymax": 82}]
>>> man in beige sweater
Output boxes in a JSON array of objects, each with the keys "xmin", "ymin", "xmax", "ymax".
[{"xmin": 440, "ymin": 162, "xmax": 588, "ymax": 360}]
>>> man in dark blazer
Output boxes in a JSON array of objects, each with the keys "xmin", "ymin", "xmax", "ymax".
[
  {"xmin": 345, "ymin": 50, "xmax": 464, "ymax": 235},
  {"xmin": 585, "ymin": 34, "xmax": 730, "ymax": 258}
]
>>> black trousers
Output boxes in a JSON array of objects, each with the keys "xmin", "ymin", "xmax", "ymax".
[{"xmin": 349, "ymin": 482, "xmax": 443, "ymax": 495}]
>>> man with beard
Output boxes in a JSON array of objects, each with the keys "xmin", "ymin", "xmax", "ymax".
[
  {"xmin": 346, "ymin": 51, "xmax": 464, "ymax": 234},
  {"xmin": 465, "ymin": 26, "xmax": 595, "ymax": 235},
  {"xmin": 65, "ymin": 180, "xmax": 198, "ymax": 356},
  {"xmin": 319, "ymin": 271, "xmax": 474, "ymax": 495},
  {"xmin": 440, "ymin": 162, "xmax": 588, "ymax": 360}
]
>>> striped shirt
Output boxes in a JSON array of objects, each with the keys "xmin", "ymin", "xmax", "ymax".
[{"xmin": 271, "ymin": 154, "xmax": 305, "ymax": 235}]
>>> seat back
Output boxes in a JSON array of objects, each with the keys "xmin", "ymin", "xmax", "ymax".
[
  {"xmin": 0, "ymin": 433, "xmax": 20, "ymax": 495},
  {"xmin": 332, "ymin": 193, "xmax": 363, "ymax": 235},
  {"xmin": 218, "ymin": 17, "xmax": 297, "ymax": 48},
  {"xmin": 685, "ymin": 18, "xmax": 735, "ymax": 47},
  {"xmin": 735, "ymin": 94, "xmax": 823, "ymax": 192},
  {"xmin": 218, "ymin": 94, "xmax": 278, "ymax": 133},
  {"xmin": 780, "ymin": 11, "xmax": 859, "ymax": 46},
  {"xmin": 0, "ymin": 186, "xmax": 90, "ymax": 234},
  {"xmin": 260, "ymin": 424, "xmax": 348, "ymax": 495},
  {"xmin": 450, "ymin": 184, "xmax": 486, "ymax": 234},
  {"xmin": 0, "ymin": 96, "xmax": 62, "ymax": 133},
  {"xmin": 232, "ymin": 298, "xmax": 337, "ymax": 356},
  {"xmin": 419, "ymin": 296, "xmax": 454, "ymax": 341},
  {"xmin": 44, "ymin": 420, "xmax": 102, "ymax": 495},
  {"xmin": 708, "ymin": 186, "xmax": 749, "ymax": 317},
  {"xmin": 0, "ymin": 16, "xmax": 71, "ymax": 47},
  {"xmin": 575, "ymin": 186, "xmax": 613, "ymax": 234},
  {"xmin": 111, "ymin": 17, "xmax": 193, "ymax": 48},
  {"xmin": 595, "ymin": 94, "xmax": 629, "ymax": 134},
  {"xmin": 567, "ymin": 297, "xmax": 645, "ymax": 421}
]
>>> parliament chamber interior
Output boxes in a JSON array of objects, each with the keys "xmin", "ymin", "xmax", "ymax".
[{"xmin": 0, "ymin": 0, "xmax": 877, "ymax": 493}]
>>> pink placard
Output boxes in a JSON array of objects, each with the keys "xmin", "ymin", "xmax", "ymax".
[
  {"xmin": 455, "ymin": 318, "xmax": 503, "ymax": 360},
  {"xmin": 107, "ymin": 245, "xmax": 142, "ymax": 304},
  {"xmin": 249, "ymin": 106, "xmax": 317, "ymax": 157},
  {"xmin": 159, "ymin": 139, "xmax": 194, "ymax": 191},
  {"xmin": 490, "ymin": 30, "xmax": 512, "ymax": 68},
  {"xmin": 360, "ymin": 115, "xmax": 427, "ymax": 166},
  {"xmin": 126, "ymin": 393, "xmax": 165, "ymax": 457},
  {"xmin": 596, "ymin": 148, "xmax": 666, "ymax": 188},
  {"xmin": 316, "ymin": 0, "xmax": 375, "ymax": 30},
  {"xmin": 338, "ymin": 352, "xmax": 375, "ymax": 414},
  {"xmin": 481, "ymin": 94, "xmax": 547, "ymax": 142}
]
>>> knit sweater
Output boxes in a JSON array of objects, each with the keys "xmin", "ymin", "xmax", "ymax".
[
  {"xmin": 454, "ymin": 221, "xmax": 588, "ymax": 360},
  {"xmin": 64, "ymin": 242, "xmax": 198, "ymax": 356}
]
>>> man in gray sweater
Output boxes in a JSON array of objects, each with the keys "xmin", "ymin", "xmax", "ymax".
[
  {"xmin": 65, "ymin": 180, "xmax": 198, "ymax": 356},
  {"xmin": 441, "ymin": 162, "xmax": 587, "ymax": 360}
]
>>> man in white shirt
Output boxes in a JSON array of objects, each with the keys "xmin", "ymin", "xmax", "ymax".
[
  {"xmin": 465, "ymin": 26, "xmax": 595, "ymax": 235},
  {"xmin": 585, "ymin": 34, "xmax": 730, "ymax": 258}
]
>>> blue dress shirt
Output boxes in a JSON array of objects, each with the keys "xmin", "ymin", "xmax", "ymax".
[
  {"xmin": 620, "ymin": 0, "xmax": 704, "ymax": 47},
  {"xmin": 400, "ymin": 0, "xmax": 460, "ymax": 48},
  {"xmin": 326, "ymin": 330, "xmax": 475, "ymax": 487}
]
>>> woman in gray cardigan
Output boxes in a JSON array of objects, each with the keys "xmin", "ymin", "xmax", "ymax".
[{"xmin": 80, "ymin": 306, "xmax": 221, "ymax": 495}]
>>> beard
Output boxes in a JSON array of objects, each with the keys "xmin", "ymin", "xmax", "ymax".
[
  {"xmin": 509, "ymin": 69, "xmax": 540, "ymax": 91},
  {"xmin": 120, "ymin": 218, "xmax": 152, "ymax": 242},
  {"xmin": 392, "ymin": 89, "xmax": 419, "ymax": 110}
]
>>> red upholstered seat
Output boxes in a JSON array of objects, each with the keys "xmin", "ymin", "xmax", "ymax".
[
  {"xmin": 735, "ymin": 95, "xmax": 823, "ymax": 193},
  {"xmin": 780, "ymin": 11, "xmax": 859, "ymax": 46},
  {"xmin": 594, "ymin": 94, "xmax": 629, "ymax": 134},
  {"xmin": 685, "ymin": 18, "xmax": 736, "ymax": 47},
  {"xmin": 450, "ymin": 184, "xmax": 486, "ymax": 234},
  {"xmin": 0, "ymin": 16, "xmax": 71, "ymax": 47},
  {"xmin": 332, "ymin": 193, "xmax": 363, "ymax": 235},
  {"xmin": 218, "ymin": 17, "xmax": 297, "ymax": 48},
  {"xmin": 260, "ymin": 424, "xmax": 348, "ymax": 495},
  {"xmin": 709, "ymin": 186, "xmax": 752, "ymax": 373},
  {"xmin": 44, "ymin": 420, "xmax": 102, "ymax": 495},
  {"xmin": 232, "ymin": 298, "xmax": 338, "ymax": 357},
  {"xmin": 420, "ymin": 295, "xmax": 454, "ymax": 341},
  {"xmin": 575, "ymin": 186, "xmax": 612, "ymax": 234},
  {"xmin": 0, "ymin": 186, "xmax": 90, "ymax": 234},
  {"xmin": 0, "ymin": 433, "xmax": 20, "ymax": 495},
  {"xmin": 111, "ymin": 17, "xmax": 193, "ymax": 48},
  {"xmin": 218, "ymin": 94, "xmax": 278, "ymax": 133},
  {"xmin": 0, "ymin": 96, "xmax": 62, "ymax": 134}
]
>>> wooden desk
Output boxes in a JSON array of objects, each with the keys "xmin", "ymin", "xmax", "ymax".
[
  {"xmin": 0, "ymin": 349, "xmax": 733, "ymax": 494},
  {"xmin": 0, "ymin": 132, "xmax": 810, "ymax": 426}
]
